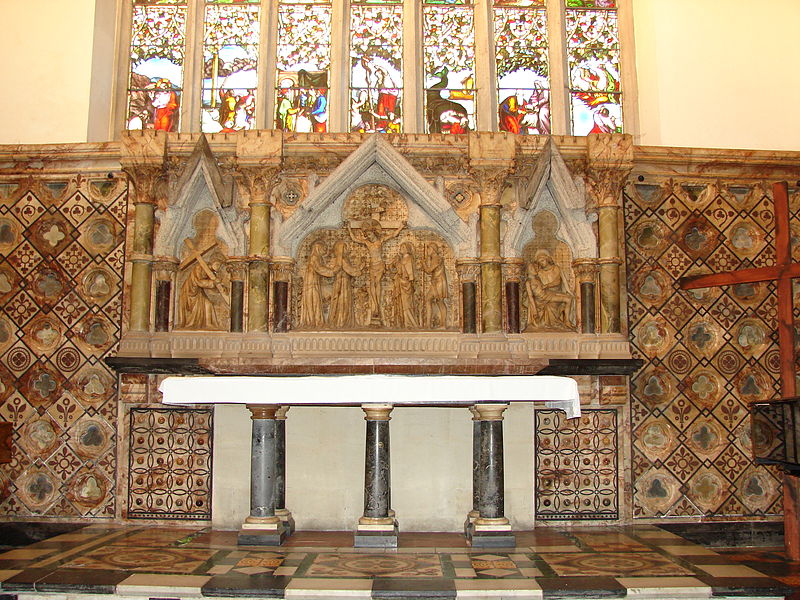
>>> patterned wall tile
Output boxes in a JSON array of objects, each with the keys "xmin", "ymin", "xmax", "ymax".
[
  {"xmin": 127, "ymin": 407, "xmax": 213, "ymax": 520},
  {"xmin": 625, "ymin": 181, "xmax": 787, "ymax": 519},
  {"xmin": 0, "ymin": 176, "xmax": 127, "ymax": 518},
  {"xmin": 535, "ymin": 408, "xmax": 619, "ymax": 520}
]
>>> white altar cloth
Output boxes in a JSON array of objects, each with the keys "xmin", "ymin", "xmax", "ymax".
[{"xmin": 159, "ymin": 375, "xmax": 581, "ymax": 418}]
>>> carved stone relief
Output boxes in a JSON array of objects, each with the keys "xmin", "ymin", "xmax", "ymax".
[
  {"xmin": 293, "ymin": 184, "xmax": 458, "ymax": 331},
  {"xmin": 522, "ymin": 211, "xmax": 577, "ymax": 331},
  {"xmin": 175, "ymin": 211, "xmax": 231, "ymax": 331}
]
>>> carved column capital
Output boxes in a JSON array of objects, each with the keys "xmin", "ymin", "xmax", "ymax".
[
  {"xmin": 226, "ymin": 256, "xmax": 250, "ymax": 281},
  {"xmin": 248, "ymin": 405, "xmax": 280, "ymax": 420},
  {"xmin": 362, "ymin": 404, "xmax": 393, "ymax": 421},
  {"xmin": 469, "ymin": 166, "xmax": 514, "ymax": 207},
  {"xmin": 474, "ymin": 403, "xmax": 509, "ymax": 421},
  {"xmin": 456, "ymin": 259, "xmax": 481, "ymax": 283},
  {"xmin": 502, "ymin": 259, "xmax": 525, "ymax": 282},
  {"xmin": 270, "ymin": 257, "xmax": 295, "ymax": 283},
  {"xmin": 124, "ymin": 164, "xmax": 167, "ymax": 206},
  {"xmin": 152, "ymin": 256, "xmax": 179, "ymax": 281},
  {"xmin": 583, "ymin": 134, "xmax": 634, "ymax": 209},
  {"xmin": 572, "ymin": 258, "xmax": 598, "ymax": 284},
  {"xmin": 233, "ymin": 165, "xmax": 282, "ymax": 206}
]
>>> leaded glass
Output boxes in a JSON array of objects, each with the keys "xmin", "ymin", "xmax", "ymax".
[
  {"xmin": 201, "ymin": 3, "xmax": 260, "ymax": 132},
  {"xmin": 276, "ymin": 0, "xmax": 331, "ymax": 132},
  {"xmin": 494, "ymin": 4, "xmax": 550, "ymax": 134},
  {"xmin": 566, "ymin": 6, "xmax": 622, "ymax": 134},
  {"xmin": 566, "ymin": 0, "xmax": 616, "ymax": 7},
  {"xmin": 350, "ymin": 2, "xmax": 403, "ymax": 133},
  {"xmin": 423, "ymin": 3, "xmax": 475, "ymax": 134},
  {"xmin": 127, "ymin": 2, "xmax": 186, "ymax": 132}
]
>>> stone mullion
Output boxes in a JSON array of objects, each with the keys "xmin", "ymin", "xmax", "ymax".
[{"xmin": 473, "ymin": 0, "xmax": 495, "ymax": 132}]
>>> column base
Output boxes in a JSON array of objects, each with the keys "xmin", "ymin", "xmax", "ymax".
[
  {"xmin": 466, "ymin": 519, "xmax": 515, "ymax": 548},
  {"xmin": 275, "ymin": 508, "xmax": 296, "ymax": 535},
  {"xmin": 238, "ymin": 520, "xmax": 288, "ymax": 546},
  {"xmin": 354, "ymin": 520, "xmax": 399, "ymax": 548},
  {"xmin": 463, "ymin": 510, "xmax": 479, "ymax": 537}
]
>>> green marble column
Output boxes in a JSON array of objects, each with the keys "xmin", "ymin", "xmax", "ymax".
[
  {"xmin": 480, "ymin": 204, "xmax": 503, "ymax": 334},
  {"xmin": 129, "ymin": 179, "xmax": 157, "ymax": 333},
  {"xmin": 249, "ymin": 200, "xmax": 271, "ymax": 333},
  {"xmin": 598, "ymin": 206, "xmax": 621, "ymax": 333}
]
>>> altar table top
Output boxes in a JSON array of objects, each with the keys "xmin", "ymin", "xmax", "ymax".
[{"xmin": 159, "ymin": 374, "xmax": 581, "ymax": 418}]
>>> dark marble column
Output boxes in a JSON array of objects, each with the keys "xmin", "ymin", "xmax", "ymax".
[
  {"xmin": 356, "ymin": 404, "xmax": 397, "ymax": 548},
  {"xmin": 505, "ymin": 281, "xmax": 520, "ymax": 334},
  {"xmin": 580, "ymin": 281, "xmax": 596, "ymax": 334},
  {"xmin": 467, "ymin": 403, "xmax": 515, "ymax": 548},
  {"xmin": 154, "ymin": 280, "xmax": 171, "ymax": 332},
  {"xmin": 274, "ymin": 406, "xmax": 295, "ymax": 534},
  {"xmin": 239, "ymin": 405, "xmax": 287, "ymax": 546},
  {"xmin": 230, "ymin": 280, "xmax": 244, "ymax": 333},
  {"xmin": 464, "ymin": 406, "xmax": 480, "ymax": 536},
  {"xmin": 273, "ymin": 281, "xmax": 289, "ymax": 332},
  {"xmin": 462, "ymin": 282, "xmax": 477, "ymax": 334}
]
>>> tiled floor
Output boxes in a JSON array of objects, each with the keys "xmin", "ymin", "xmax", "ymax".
[{"xmin": 0, "ymin": 524, "xmax": 794, "ymax": 599}]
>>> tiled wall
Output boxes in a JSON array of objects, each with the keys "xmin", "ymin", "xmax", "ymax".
[
  {"xmin": 625, "ymin": 182, "xmax": 787, "ymax": 518},
  {"xmin": 0, "ymin": 177, "xmax": 126, "ymax": 517}
]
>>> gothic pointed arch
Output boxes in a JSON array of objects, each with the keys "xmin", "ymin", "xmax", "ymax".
[{"xmin": 274, "ymin": 135, "xmax": 474, "ymax": 258}]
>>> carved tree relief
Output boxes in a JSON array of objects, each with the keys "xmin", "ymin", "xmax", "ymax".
[
  {"xmin": 176, "ymin": 211, "xmax": 230, "ymax": 331},
  {"xmin": 294, "ymin": 184, "xmax": 458, "ymax": 331},
  {"xmin": 522, "ymin": 210, "xmax": 577, "ymax": 332}
]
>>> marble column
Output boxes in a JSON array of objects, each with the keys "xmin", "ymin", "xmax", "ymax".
[
  {"xmin": 356, "ymin": 404, "xmax": 398, "ymax": 548},
  {"xmin": 464, "ymin": 406, "xmax": 480, "ymax": 536},
  {"xmin": 573, "ymin": 259, "xmax": 597, "ymax": 334},
  {"xmin": 239, "ymin": 405, "xmax": 287, "ymax": 546},
  {"xmin": 785, "ymin": 473, "xmax": 800, "ymax": 561},
  {"xmin": 274, "ymin": 406, "xmax": 295, "ymax": 534},
  {"xmin": 480, "ymin": 204, "xmax": 503, "ymax": 334},
  {"xmin": 468, "ymin": 403, "xmax": 515, "ymax": 547},
  {"xmin": 129, "ymin": 192, "xmax": 156, "ymax": 332}
]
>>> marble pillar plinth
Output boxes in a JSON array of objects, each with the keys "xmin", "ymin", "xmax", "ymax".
[{"xmin": 355, "ymin": 404, "xmax": 398, "ymax": 548}]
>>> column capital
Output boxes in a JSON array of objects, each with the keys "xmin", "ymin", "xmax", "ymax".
[
  {"xmin": 248, "ymin": 405, "xmax": 280, "ymax": 420},
  {"xmin": 124, "ymin": 164, "xmax": 167, "ymax": 206},
  {"xmin": 581, "ymin": 135, "xmax": 634, "ymax": 209},
  {"xmin": 362, "ymin": 404, "xmax": 393, "ymax": 421},
  {"xmin": 270, "ymin": 257, "xmax": 295, "ymax": 282},
  {"xmin": 469, "ymin": 406, "xmax": 480, "ymax": 420},
  {"xmin": 474, "ymin": 403, "xmax": 509, "ymax": 421},
  {"xmin": 572, "ymin": 258, "xmax": 598, "ymax": 284},
  {"xmin": 232, "ymin": 164, "xmax": 282, "ymax": 206},
  {"xmin": 275, "ymin": 406, "xmax": 290, "ymax": 420},
  {"xmin": 470, "ymin": 166, "xmax": 514, "ymax": 206}
]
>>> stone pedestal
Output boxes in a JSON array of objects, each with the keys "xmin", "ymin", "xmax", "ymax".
[
  {"xmin": 239, "ymin": 405, "xmax": 287, "ymax": 546},
  {"xmin": 355, "ymin": 404, "xmax": 398, "ymax": 548},
  {"xmin": 467, "ymin": 403, "xmax": 515, "ymax": 548}
]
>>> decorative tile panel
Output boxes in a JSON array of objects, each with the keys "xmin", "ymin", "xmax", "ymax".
[
  {"xmin": 625, "ymin": 182, "xmax": 787, "ymax": 519},
  {"xmin": 535, "ymin": 408, "xmax": 618, "ymax": 520},
  {"xmin": 0, "ymin": 177, "xmax": 126, "ymax": 518},
  {"xmin": 127, "ymin": 407, "xmax": 213, "ymax": 520}
]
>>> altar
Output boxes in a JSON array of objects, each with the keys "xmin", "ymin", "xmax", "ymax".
[{"xmin": 161, "ymin": 374, "xmax": 580, "ymax": 547}]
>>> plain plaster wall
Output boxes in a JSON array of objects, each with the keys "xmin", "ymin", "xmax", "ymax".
[
  {"xmin": 213, "ymin": 403, "xmax": 535, "ymax": 531},
  {"xmin": 0, "ymin": 0, "xmax": 96, "ymax": 144},
  {"xmin": 2, "ymin": 1, "xmax": 799, "ymax": 150},
  {"xmin": 632, "ymin": 0, "xmax": 800, "ymax": 150}
]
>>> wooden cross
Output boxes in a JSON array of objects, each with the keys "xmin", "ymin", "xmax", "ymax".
[{"xmin": 679, "ymin": 182, "xmax": 798, "ymax": 399}]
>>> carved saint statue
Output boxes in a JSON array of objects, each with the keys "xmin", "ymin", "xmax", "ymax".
[
  {"xmin": 392, "ymin": 242, "xmax": 419, "ymax": 329},
  {"xmin": 327, "ymin": 241, "xmax": 362, "ymax": 328},
  {"xmin": 300, "ymin": 241, "xmax": 334, "ymax": 328},
  {"xmin": 524, "ymin": 249, "xmax": 575, "ymax": 331},
  {"xmin": 178, "ymin": 255, "xmax": 226, "ymax": 330},
  {"xmin": 422, "ymin": 243, "xmax": 448, "ymax": 329},
  {"xmin": 347, "ymin": 219, "xmax": 403, "ymax": 325}
]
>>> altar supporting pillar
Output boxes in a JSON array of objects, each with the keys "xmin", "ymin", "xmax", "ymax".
[
  {"xmin": 239, "ymin": 405, "xmax": 287, "ymax": 546},
  {"xmin": 464, "ymin": 406, "xmax": 480, "ymax": 535},
  {"xmin": 468, "ymin": 403, "xmax": 515, "ymax": 547},
  {"xmin": 275, "ymin": 406, "xmax": 295, "ymax": 534},
  {"xmin": 356, "ymin": 404, "xmax": 398, "ymax": 548}
]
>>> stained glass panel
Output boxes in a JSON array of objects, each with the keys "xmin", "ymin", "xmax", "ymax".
[
  {"xmin": 276, "ymin": 0, "xmax": 331, "ymax": 132},
  {"xmin": 201, "ymin": 3, "xmax": 260, "ymax": 132},
  {"xmin": 127, "ymin": 3, "xmax": 186, "ymax": 132},
  {"xmin": 350, "ymin": 2, "xmax": 403, "ymax": 133},
  {"xmin": 423, "ymin": 4, "xmax": 475, "ymax": 134},
  {"xmin": 566, "ymin": 0, "xmax": 616, "ymax": 7},
  {"xmin": 494, "ymin": 5, "xmax": 550, "ymax": 134},
  {"xmin": 566, "ymin": 6, "xmax": 622, "ymax": 134}
]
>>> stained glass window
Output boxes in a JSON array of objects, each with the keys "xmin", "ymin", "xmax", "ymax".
[
  {"xmin": 201, "ymin": 0, "xmax": 260, "ymax": 133},
  {"xmin": 276, "ymin": 0, "xmax": 331, "ymax": 133},
  {"xmin": 494, "ymin": 0, "xmax": 549, "ymax": 134},
  {"xmin": 350, "ymin": 0, "xmax": 404, "ymax": 133},
  {"xmin": 565, "ymin": 0, "xmax": 623, "ymax": 135},
  {"xmin": 127, "ymin": 0, "xmax": 187, "ymax": 132},
  {"xmin": 423, "ymin": 0, "xmax": 475, "ymax": 134}
]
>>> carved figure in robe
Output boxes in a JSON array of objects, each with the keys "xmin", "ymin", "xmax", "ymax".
[
  {"xmin": 327, "ymin": 241, "xmax": 362, "ymax": 328},
  {"xmin": 422, "ymin": 243, "xmax": 447, "ymax": 329},
  {"xmin": 392, "ymin": 242, "xmax": 419, "ymax": 329},
  {"xmin": 178, "ymin": 256, "xmax": 225, "ymax": 330},
  {"xmin": 347, "ymin": 219, "xmax": 402, "ymax": 325},
  {"xmin": 300, "ymin": 241, "xmax": 334, "ymax": 328},
  {"xmin": 524, "ymin": 250, "xmax": 575, "ymax": 331}
]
